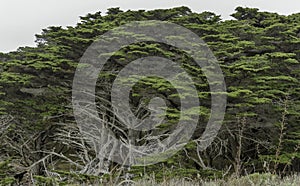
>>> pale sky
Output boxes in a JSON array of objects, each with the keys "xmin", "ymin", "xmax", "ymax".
[{"xmin": 1, "ymin": 0, "xmax": 300, "ymax": 53}]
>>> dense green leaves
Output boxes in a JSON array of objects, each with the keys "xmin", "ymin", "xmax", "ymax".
[{"xmin": 0, "ymin": 6, "xmax": 300, "ymax": 183}]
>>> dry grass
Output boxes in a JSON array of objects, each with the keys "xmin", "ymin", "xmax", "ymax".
[
  {"xmin": 26, "ymin": 173, "xmax": 300, "ymax": 185},
  {"xmin": 130, "ymin": 173, "xmax": 300, "ymax": 186}
]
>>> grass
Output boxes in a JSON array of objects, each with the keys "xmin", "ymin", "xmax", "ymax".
[
  {"xmin": 130, "ymin": 173, "xmax": 300, "ymax": 186},
  {"xmin": 14, "ymin": 172, "xmax": 300, "ymax": 185}
]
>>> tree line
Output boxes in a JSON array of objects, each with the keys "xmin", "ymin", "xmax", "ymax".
[{"xmin": 0, "ymin": 6, "xmax": 300, "ymax": 185}]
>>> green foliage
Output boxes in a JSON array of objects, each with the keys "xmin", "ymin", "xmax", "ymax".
[
  {"xmin": 33, "ymin": 176, "xmax": 58, "ymax": 185},
  {"xmin": 0, "ymin": 159, "xmax": 16, "ymax": 185},
  {"xmin": 1, "ymin": 5, "xmax": 300, "ymax": 184},
  {"xmin": 0, "ymin": 177, "xmax": 15, "ymax": 186}
]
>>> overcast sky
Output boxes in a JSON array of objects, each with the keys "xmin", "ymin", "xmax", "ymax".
[{"xmin": 1, "ymin": 0, "xmax": 300, "ymax": 53}]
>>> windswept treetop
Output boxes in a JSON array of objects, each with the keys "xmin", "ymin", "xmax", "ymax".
[{"xmin": 0, "ymin": 6, "xmax": 300, "ymax": 184}]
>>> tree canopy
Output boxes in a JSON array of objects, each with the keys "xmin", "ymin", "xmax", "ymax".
[{"xmin": 0, "ymin": 6, "xmax": 300, "ymax": 185}]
